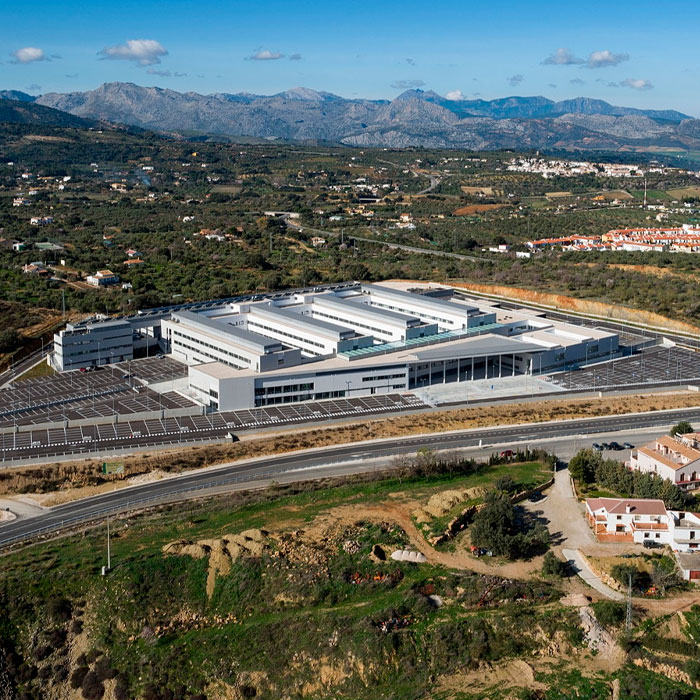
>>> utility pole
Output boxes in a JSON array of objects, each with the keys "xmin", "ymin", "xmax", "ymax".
[
  {"xmin": 643, "ymin": 176, "xmax": 647, "ymax": 209},
  {"xmin": 102, "ymin": 516, "xmax": 112, "ymax": 576},
  {"xmin": 61, "ymin": 289, "xmax": 66, "ymax": 320}
]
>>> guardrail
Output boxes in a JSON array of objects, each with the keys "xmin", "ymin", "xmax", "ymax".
[{"xmin": 0, "ymin": 459, "xmax": 372, "ymax": 548}]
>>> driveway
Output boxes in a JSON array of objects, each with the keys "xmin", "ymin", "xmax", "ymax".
[
  {"xmin": 562, "ymin": 548, "xmax": 624, "ymax": 600},
  {"xmin": 523, "ymin": 467, "xmax": 596, "ymax": 551}
]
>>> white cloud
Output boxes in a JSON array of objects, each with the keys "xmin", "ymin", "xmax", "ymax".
[
  {"xmin": 248, "ymin": 50, "xmax": 283, "ymax": 61},
  {"xmin": 620, "ymin": 78, "xmax": 654, "ymax": 90},
  {"xmin": 99, "ymin": 39, "xmax": 168, "ymax": 66},
  {"xmin": 391, "ymin": 79, "xmax": 425, "ymax": 89},
  {"xmin": 11, "ymin": 47, "xmax": 47, "ymax": 64},
  {"xmin": 445, "ymin": 89, "xmax": 465, "ymax": 100},
  {"xmin": 542, "ymin": 48, "xmax": 583, "ymax": 66},
  {"xmin": 507, "ymin": 74, "xmax": 524, "ymax": 87},
  {"xmin": 146, "ymin": 69, "xmax": 186, "ymax": 78},
  {"xmin": 585, "ymin": 49, "xmax": 629, "ymax": 68}
]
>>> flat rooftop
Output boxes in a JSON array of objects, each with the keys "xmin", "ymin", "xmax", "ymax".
[
  {"xmin": 217, "ymin": 330, "xmax": 541, "ymax": 380},
  {"xmin": 314, "ymin": 294, "xmax": 423, "ymax": 327},
  {"xmin": 172, "ymin": 311, "xmax": 285, "ymax": 354},
  {"xmin": 361, "ymin": 283, "xmax": 479, "ymax": 317},
  {"xmin": 190, "ymin": 361, "xmax": 242, "ymax": 380},
  {"xmin": 249, "ymin": 303, "xmax": 358, "ymax": 340}
]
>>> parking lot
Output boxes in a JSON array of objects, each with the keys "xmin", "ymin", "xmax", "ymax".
[
  {"xmin": 0, "ymin": 357, "xmax": 191, "ymax": 425},
  {"xmin": 122, "ymin": 356, "xmax": 188, "ymax": 384},
  {"xmin": 550, "ymin": 346, "xmax": 700, "ymax": 391},
  {"xmin": 0, "ymin": 393, "xmax": 427, "ymax": 460}
]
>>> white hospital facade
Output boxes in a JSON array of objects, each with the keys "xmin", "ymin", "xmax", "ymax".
[{"xmin": 53, "ymin": 282, "xmax": 619, "ymax": 411}]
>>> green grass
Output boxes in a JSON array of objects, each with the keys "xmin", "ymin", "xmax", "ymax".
[
  {"xmin": 16, "ymin": 360, "xmax": 57, "ymax": 381},
  {"xmin": 630, "ymin": 188, "xmax": 670, "ymax": 201}
]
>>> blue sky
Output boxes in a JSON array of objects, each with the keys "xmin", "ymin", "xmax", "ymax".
[{"xmin": 2, "ymin": 0, "xmax": 699, "ymax": 115}]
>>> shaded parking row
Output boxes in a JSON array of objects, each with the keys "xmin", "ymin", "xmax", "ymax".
[
  {"xmin": 0, "ymin": 393, "xmax": 426, "ymax": 459},
  {"xmin": 550, "ymin": 346, "xmax": 700, "ymax": 391}
]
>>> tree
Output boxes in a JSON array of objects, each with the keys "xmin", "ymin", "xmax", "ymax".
[
  {"xmin": 470, "ymin": 490, "xmax": 517, "ymax": 556},
  {"xmin": 670, "ymin": 421, "xmax": 693, "ymax": 437},
  {"xmin": 541, "ymin": 551, "xmax": 566, "ymax": 577},
  {"xmin": 610, "ymin": 563, "xmax": 644, "ymax": 589},
  {"xmin": 0, "ymin": 329, "xmax": 21, "ymax": 353},
  {"xmin": 568, "ymin": 449, "xmax": 601, "ymax": 484}
]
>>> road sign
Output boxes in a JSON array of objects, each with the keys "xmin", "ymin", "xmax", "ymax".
[{"xmin": 101, "ymin": 461, "xmax": 124, "ymax": 475}]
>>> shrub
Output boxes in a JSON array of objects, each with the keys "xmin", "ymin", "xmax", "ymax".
[
  {"xmin": 541, "ymin": 551, "xmax": 566, "ymax": 577},
  {"xmin": 70, "ymin": 665, "xmax": 89, "ymax": 690},
  {"xmin": 610, "ymin": 564, "xmax": 644, "ymax": 589},
  {"xmin": 592, "ymin": 600, "xmax": 625, "ymax": 627},
  {"xmin": 686, "ymin": 659, "xmax": 700, "ymax": 683},
  {"xmin": 81, "ymin": 669, "xmax": 105, "ymax": 700},
  {"xmin": 30, "ymin": 645, "xmax": 52, "ymax": 662},
  {"xmin": 46, "ymin": 597, "xmax": 72, "ymax": 622},
  {"xmin": 94, "ymin": 656, "xmax": 117, "ymax": 682}
]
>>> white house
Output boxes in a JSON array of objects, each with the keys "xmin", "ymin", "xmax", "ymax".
[
  {"xmin": 86, "ymin": 269, "xmax": 120, "ymax": 287},
  {"xmin": 630, "ymin": 433, "xmax": 700, "ymax": 491},
  {"xmin": 585, "ymin": 497, "xmax": 700, "ymax": 552}
]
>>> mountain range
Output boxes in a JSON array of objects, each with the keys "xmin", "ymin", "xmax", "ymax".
[{"xmin": 3, "ymin": 83, "xmax": 700, "ymax": 152}]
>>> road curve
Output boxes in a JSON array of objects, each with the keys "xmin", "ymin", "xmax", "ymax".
[{"xmin": 1, "ymin": 407, "xmax": 698, "ymax": 548}]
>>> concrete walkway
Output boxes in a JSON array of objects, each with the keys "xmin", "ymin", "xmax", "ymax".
[{"xmin": 563, "ymin": 548, "xmax": 625, "ymax": 600}]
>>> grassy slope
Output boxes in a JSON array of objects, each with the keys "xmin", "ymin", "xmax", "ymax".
[{"xmin": 1, "ymin": 464, "xmax": 698, "ymax": 700}]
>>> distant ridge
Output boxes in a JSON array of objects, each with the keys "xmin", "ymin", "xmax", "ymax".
[
  {"xmin": 0, "ymin": 98, "xmax": 100, "ymax": 128},
  {"xmin": 2, "ymin": 82, "xmax": 698, "ymax": 152}
]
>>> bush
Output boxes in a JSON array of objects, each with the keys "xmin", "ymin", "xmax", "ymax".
[
  {"xmin": 610, "ymin": 564, "xmax": 645, "ymax": 589},
  {"xmin": 94, "ymin": 656, "xmax": 117, "ymax": 682},
  {"xmin": 81, "ymin": 669, "xmax": 105, "ymax": 700},
  {"xmin": 70, "ymin": 665, "xmax": 89, "ymax": 690},
  {"xmin": 46, "ymin": 596, "xmax": 72, "ymax": 622},
  {"xmin": 541, "ymin": 551, "xmax": 566, "ymax": 577},
  {"xmin": 686, "ymin": 659, "xmax": 700, "ymax": 683},
  {"xmin": 592, "ymin": 600, "xmax": 626, "ymax": 627}
]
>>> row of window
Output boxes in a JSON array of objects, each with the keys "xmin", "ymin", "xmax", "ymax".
[
  {"xmin": 172, "ymin": 329, "xmax": 251, "ymax": 367},
  {"xmin": 311, "ymin": 309, "xmax": 394, "ymax": 339},
  {"xmin": 370, "ymin": 300, "xmax": 453, "ymax": 326},
  {"xmin": 255, "ymin": 382, "xmax": 314, "ymax": 396},
  {"xmin": 61, "ymin": 343, "xmax": 132, "ymax": 359},
  {"xmin": 247, "ymin": 319, "xmax": 326, "ymax": 351},
  {"xmin": 255, "ymin": 393, "xmax": 314, "ymax": 406},
  {"xmin": 362, "ymin": 373, "xmax": 406, "ymax": 383}
]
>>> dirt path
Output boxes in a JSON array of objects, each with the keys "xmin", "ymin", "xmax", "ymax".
[{"xmin": 359, "ymin": 503, "xmax": 542, "ymax": 578}]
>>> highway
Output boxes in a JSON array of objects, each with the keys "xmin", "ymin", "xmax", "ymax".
[{"xmin": 1, "ymin": 406, "xmax": 699, "ymax": 548}]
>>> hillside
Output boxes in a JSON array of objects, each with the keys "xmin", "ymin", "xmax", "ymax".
[
  {"xmin": 17, "ymin": 82, "xmax": 699, "ymax": 152},
  {"xmin": 1, "ymin": 452, "xmax": 700, "ymax": 700},
  {"xmin": 0, "ymin": 98, "xmax": 100, "ymax": 129}
]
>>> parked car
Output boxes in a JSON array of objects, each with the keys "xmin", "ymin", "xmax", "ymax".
[
  {"xmin": 608, "ymin": 441, "xmax": 623, "ymax": 451},
  {"xmin": 600, "ymin": 443, "xmax": 611, "ymax": 450},
  {"xmin": 643, "ymin": 540, "xmax": 661, "ymax": 549},
  {"xmin": 500, "ymin": 449, "xmax": 514, "ymax": 459},
  {"xmin": 592, "ymin": 443, "xmax": 602, "ymax": 451},
  {"xmin": 623, "ymin": 442, "xmax": 634, "ymax": 449}
]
